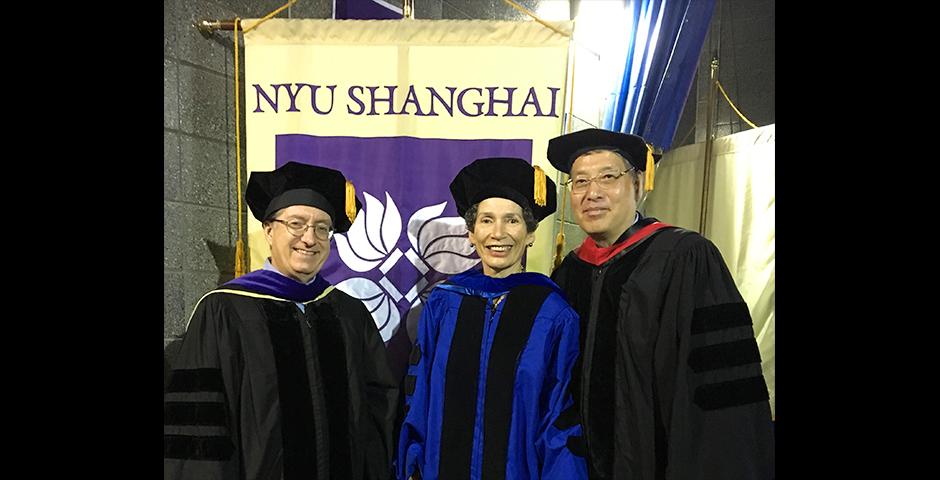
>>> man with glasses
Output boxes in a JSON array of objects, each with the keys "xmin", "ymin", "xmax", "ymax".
[
  {"xmin": 164, "ymin": 161, "xmax": 398, "ymax": 480},
  {"xmin": 547, "ymin": 129, "xmax": 774, "ymax": 479}
]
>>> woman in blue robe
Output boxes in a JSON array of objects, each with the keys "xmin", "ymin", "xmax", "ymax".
[{"xmin": 398, "ymin": 157, "xmax": 588, "ymax": 480}]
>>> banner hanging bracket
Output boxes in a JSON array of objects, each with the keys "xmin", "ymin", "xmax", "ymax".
[{"xmin": 195, "ymin": 19, "xmax": 240, "ymax": 35}]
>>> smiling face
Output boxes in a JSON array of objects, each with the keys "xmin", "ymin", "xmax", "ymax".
[
  {"xmin": 467, "ymin": 197, "xmax": 535, "ymax": 278},
  {"xmin": 569, "ymin": 149, "xmax": 642, "ymax": 247},
  {"xmin": 264, "ymin": 205, "xmax": 332, "ymax": 283}
]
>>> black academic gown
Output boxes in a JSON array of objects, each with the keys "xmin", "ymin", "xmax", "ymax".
[
  {"xmin": 551, "ymin": 216, "xmax": 774, "ymax": 480},
  {"xmin": 164, "ymin": 270, "xmax": 398, "ymax": 480}
]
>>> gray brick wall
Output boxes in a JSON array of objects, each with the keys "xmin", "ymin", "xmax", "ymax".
[{"xmin": 164, "ymin": 0, "xmax": 333, "ymax": 354}]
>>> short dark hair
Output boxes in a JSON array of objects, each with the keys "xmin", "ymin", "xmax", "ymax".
[{"xmin": 463, "ymin": 202, "xmax": 539, "ymax": 233}]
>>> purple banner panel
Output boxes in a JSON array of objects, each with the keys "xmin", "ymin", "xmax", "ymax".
[{"xmin": 275, "ymin": 134, "xmax": 532, "ymax": 344}]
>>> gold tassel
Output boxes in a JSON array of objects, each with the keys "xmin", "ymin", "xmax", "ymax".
[
  {"xmin": 235, "ymin": 238, "xmax": 247, "ymax": 277},
  {"xmin": 533, "ymin": 165, "xmax": 547, "ymax": 207},
  {"xmin": 553, "ymin": 175, "xmax": 569, "ymax": 270},
  {"xmin": 644, "ymin": 143, "xmax": 655, "ymax": 192},
  {"xmin": 553, "ymin": 231, "xmax": 566, "ymax": 270},
  {"xmin": 345, "ymin": 180, "xmax": 357, "ymax": 224}
]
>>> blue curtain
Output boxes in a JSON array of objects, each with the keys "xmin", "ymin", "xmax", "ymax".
[{"xmin": 603, "ymin": 0, "xmax": 716, "ymax": 150}]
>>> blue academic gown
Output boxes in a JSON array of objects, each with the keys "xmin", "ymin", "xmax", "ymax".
[{"xmin": 398, "ymin": 269, "xmax": 588, "ymax": 480}]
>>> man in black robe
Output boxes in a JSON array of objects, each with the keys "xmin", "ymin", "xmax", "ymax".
[
  {"xmin": 164, "ymin": 161, "xmax": 398, "ymax": 480},
  {"xmin": 547, "ymin": 129, "xmax": 774, "ymax": 480}
]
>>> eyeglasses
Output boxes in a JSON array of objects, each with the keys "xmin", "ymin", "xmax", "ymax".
[
  {"xmin": 562, "ymin": 168, "xmax": 634, "ymax": 193},
  {"xmin": 271, "ymin": 219, "xmax": 334, "ymax": 240}
]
